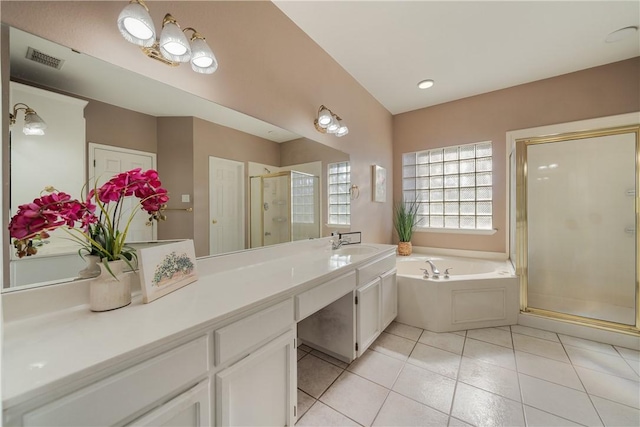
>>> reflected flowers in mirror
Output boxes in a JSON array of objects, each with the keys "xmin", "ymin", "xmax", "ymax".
[{"xmin": 8, "ymin": 168, "xmax": 169, "ymax": 273}]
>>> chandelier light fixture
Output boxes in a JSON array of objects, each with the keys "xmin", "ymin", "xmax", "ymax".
[
  {"xmin": 314, "ymin": 105, "xmax": 349, "ymax": 138},
  {"xmin": 9, "ymin": 103, "xmax": 47, "ymax": 136},
  {"xmin": 117, "ymin": 0, "xmax": 218, "ymax": 74}
]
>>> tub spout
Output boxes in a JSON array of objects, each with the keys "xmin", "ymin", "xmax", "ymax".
[{"xmin": 425, "ymin": 260, "xmax": 440, "ymax": 277}]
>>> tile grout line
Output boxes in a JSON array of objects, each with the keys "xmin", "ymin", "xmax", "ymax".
[
  {"xmin": 558, "ymin": 334, "xmax": 607, "ymax": 427},
  {"xmin": 365, "ymin": 338, "xmax": 458, "ymax": 423},
  {"xmin": 511, "ymin": 325, "xmax": 529, "ymax": 426},
  {"xmin": 297, "ymin": 360, "xmax": 362, "ymax": 426},
  {"xmin": 367, "ymin": 327, "xmax": 422, "ymax": 426},
  {"xmin": 446, "ymin": 330, "xmax": 467, "ymax": 426}
]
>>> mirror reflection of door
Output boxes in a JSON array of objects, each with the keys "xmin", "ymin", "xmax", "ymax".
[
  {"xmin": 90, "ymin": 143, "xmax": 157, "ymax": 242},
  {"xmin": 209, "ymin": 157, "xmax": 245, "ymax": 255}
]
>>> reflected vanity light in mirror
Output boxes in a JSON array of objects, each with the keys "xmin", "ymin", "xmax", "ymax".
[
  {"xmin": 117, "ymin": 0, "xmax": 218, "ymax": 74},
  {"xmin": 9, "ymin": 102, "xmax": 47, "ymax": 135}
]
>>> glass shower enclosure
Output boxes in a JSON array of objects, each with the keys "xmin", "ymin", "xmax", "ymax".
[
  {"xmin": 516, "ymin": 125, "xmax": 639, "ymax": 332},
  {"xmin": 250, "ymin": 171, "xmax": 320, "ymax": 248}
]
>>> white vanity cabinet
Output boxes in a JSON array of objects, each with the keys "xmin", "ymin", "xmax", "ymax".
[
  {"xmin": 299, "ymin": 252, "xmax": 398, "ymax": 361},
  {"xmin": 355, "ymin": 277, "xmax": 382, "ymax": 356},
  {"xmin": 128, "ymin": 380, "xmax": 211, "ymax": 427},
  {"xmin": 355, "ymin": 255, "xmax": 397, "ymax": 356},
  {"xmin": 215, "ymin": 329, "xmax": 296, "ymax": 426},
  {"xmin": 16, "ymin": 336, "xmax": 210, "ymax": 427},
  {"xmin": 2, "ymin": 240, "xmax": 397, "ymax": 427},
  {"xmin": 213, "ymin": 299, "xmax": 296, "ymax": 426},
  {"xmin": 381, "ymin": 268, "xmax": 398, "ymax": 330}
]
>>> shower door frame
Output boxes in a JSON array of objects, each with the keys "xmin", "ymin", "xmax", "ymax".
[
  {"xmin": 516, "ymin": 124, "xmax": 640, "ymax": 335},
  {"xmin": 251, "ymin": 171, "xmax": 292, "ymax": 248}
]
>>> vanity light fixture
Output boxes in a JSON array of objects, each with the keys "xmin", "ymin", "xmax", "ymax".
[
  {"xmin": 117, "ymin": 0, "xmax": 218, "ymax": 74},
  {"xmin": 314, "ymin": 105, "xmax": 349, "ymax": 138},
  {"xmin": 9, "ymin": 103, "xmax": 47, "ymax": 136}
]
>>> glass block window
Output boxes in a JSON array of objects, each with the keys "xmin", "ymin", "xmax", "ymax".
[
  {"xmin": 291, "ymin": 174, "xmax": 315, "ymax": 224},
  {"xmin": 328, "ymin": 161, "xmax": 351, "ymax": 225},
  {"xmin": 402, "ymin": 141, "xmax": 492, "ymax": 230}
]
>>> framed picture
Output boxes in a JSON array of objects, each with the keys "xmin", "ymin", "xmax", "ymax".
[
  {"xmin": 372, "ymin": 165, "xmax": 387, "ymax": 202},
  {"xmin": 138, "ymin": 240, "xmax": 198, "ymax": 303}
]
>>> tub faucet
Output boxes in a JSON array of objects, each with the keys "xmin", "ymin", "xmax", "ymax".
[{"xmin": 425, "ymin": 260, "xmax": 440, "ymax": 278}]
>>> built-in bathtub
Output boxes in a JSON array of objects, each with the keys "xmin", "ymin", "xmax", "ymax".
[{"xmin": 396, "ymin": 255, "xmax": 519, "ymax": 332}]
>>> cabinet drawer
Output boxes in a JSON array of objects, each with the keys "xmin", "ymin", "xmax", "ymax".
[
  {"xmin": 215, "ymin": 299, "xmax": 294, "ymax": 366},
  {"xmin": 357, "ymin": 254, "xmax": 395, "ymax": 287},
  {"xmin": 295, "ymin": 271, "xmax": 356, "ymax": 321},
  {"xmin": 23, "ymin": 336, "xmax": 209, "ymax": 427}
]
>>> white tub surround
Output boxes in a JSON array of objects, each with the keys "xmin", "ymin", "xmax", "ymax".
[
  {"xmin": 2, "ymin": 238, "xmax": 396, "ymax": 426},
  {"xmin": 396, "ymin": 255, "xmax": 519, "ymax": 332}
]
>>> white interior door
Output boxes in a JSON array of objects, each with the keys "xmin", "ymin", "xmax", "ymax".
[
  {"xmin": 209, "ymin": 157, "xmax": 245, "ymax": 255},
  {"xmin": 90, "ymin": 143, "xmax": 156, "ymax": 242}
]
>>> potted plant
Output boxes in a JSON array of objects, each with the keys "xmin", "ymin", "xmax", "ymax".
[
  {"xmin": 393, "ymin": 199, "xmax": 422, "ymax": 256},
  {"xmin": 8, "ymin": 168, "xmax": 169, "ymax": 311}
]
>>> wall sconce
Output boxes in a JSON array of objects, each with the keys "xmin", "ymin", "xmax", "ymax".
[
  {"xmin": 117, "ymin": 0, "xmax": 218, "ymax": 74},
  {"xmin": 9, "ymin": 103, "xmax": 47, "ymax": 136},
  {"xmin": 314, "ymin": 105, "xmax": 349, "ymax": 137}
]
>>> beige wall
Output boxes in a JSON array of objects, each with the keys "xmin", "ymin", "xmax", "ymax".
[
  {"xmin": 85, "ymin": 99, "xmax": 157, "ymax": 153},
  {"xmin": 393, "ymin": 57, "xmax": 640, "ymax": 253},
  {"xmin": 192, "ymin": 117, "xmax": 281, "ymax": 256},
  {"xmin": 1, "ymin": 1, "xmax": 394, "ymax": 245},
  {"xmin": 157, "ymin": 117, "xmax": 195, "ymax": 244}
]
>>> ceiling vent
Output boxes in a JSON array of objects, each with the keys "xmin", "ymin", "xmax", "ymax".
[{"xmin": 25, "ymin": 47, "xmax": 65, "ymax": 70}]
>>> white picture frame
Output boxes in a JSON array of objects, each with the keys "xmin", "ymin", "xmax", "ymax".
[
  {"xmin": 372, "ymin": 165, "xmax": 387, "ymax": 202},
  {"xmin": 138, "ymin": 240, "xmax": 198, "ymax": 303}
]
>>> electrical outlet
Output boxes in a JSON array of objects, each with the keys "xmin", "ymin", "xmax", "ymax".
[{"xmin": 181, "ymin": 194, "xmax": 190, "ymax": 203}]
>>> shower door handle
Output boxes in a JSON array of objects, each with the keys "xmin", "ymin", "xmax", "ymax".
[{"xmin": 624, "ymin": 227, "xmax": 635, "ymax": 234}]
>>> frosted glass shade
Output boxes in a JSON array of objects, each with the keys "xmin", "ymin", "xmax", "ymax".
[
  {"xmin": 23, "ymin": 111, "xmax": 46, "ymax": 136},
  {"xmin": 190, "ymin": 37, "xmax": 218, "ymax": 74},
  {"xmin": 326, "ymin": 116, "xmax": 339, "ymax": 133},
  {"xmin": 317, "ymin": 107, "xmax": 332, "ymax": 128},
  {"xmin": 117, "ymin": 2, "xmax": 156, "ymax": 47},
  {"xmin": 336, "ymin": 125, "xmax": 349, "ymax": 137},
  {"xmin": 159, "ymin": 20, "xmax": 191, "ymax": 62}
]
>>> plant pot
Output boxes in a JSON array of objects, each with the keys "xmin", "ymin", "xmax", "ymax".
[
  {"xmin": 89, "ymin": 260, "xmax": 131, "ymax": 312},
  {"xmin": 78, "ymin": 254, "xmax": 102, "ymax": 279},
  {"xmin": 397, "ymin": 241, "xmax": 412, "ymax": 256}
]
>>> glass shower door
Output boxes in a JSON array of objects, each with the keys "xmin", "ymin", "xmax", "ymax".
[{"xmin": 525, "ymin": 131, "xmax": 636, "ymax": 325}]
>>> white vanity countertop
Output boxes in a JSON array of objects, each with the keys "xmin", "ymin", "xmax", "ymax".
[{"xmin": 2, "ymin": 239, "xmax": 396, "ymax": 407}]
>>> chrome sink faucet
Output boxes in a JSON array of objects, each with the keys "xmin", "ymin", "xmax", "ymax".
[
  {"xmin": 425, "ymin": 260, "xmax": 440, "ymax": 278},
  {"xmin": 331, "ymin": 239, "xmax": 348, "ymax": 250}
]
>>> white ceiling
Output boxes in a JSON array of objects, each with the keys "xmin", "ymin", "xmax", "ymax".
[{"xmin": 274, "ymin": 0, "xmax": 640, "ymax": 115}]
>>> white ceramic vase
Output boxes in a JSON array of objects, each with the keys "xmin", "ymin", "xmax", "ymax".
[
  {"xmin": 78, "ymin": 255, "xmax": 102, "ymax": 279},
  {"xmin": 89, "ymin": 260, "xmax": 131, "ymax": 312}
]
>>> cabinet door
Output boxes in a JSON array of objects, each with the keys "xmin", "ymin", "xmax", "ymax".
[
  {"xmin": 129, "ymin": 380, "xmax": 211, "ymax": 427},
  {"xmin": 381, "ymin": 268, "xmax": 398, "ymax": 330},
  {"xmin": 216, "ymin": 328, "xmax": 296, "ymax": 426},
  {"xmin": 356, "ymin": 278, "xmax": 382, "ymax": 357}
]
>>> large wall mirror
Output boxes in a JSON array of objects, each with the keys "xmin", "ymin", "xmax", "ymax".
[{"xmin": 4, "ymin": 26, "xmax": 350, "ymax": 290}]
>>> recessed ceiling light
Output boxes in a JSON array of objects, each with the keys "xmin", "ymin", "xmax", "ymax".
[
  {"xmin": 417, "ymin": 79, "xmax": 434, "ymax": 89},
  {"xmin": 605, "ymin": 26, "xmax": 638, "ymax": 43}
]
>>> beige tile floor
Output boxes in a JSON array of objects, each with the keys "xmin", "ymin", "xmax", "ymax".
[{"xmin": 296, "ymin": 322, "xmax": 640, "ymax": 426}]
